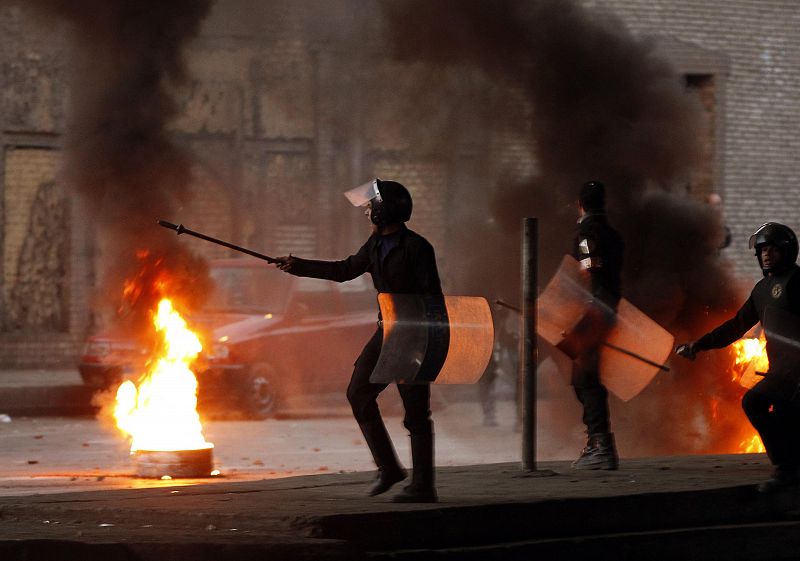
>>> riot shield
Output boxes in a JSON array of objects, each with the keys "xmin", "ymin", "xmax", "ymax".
[
  {"xmin": 538, "ymin": 255, "xmax": 673, "ymax": 401},
  {"xmin": 370, "ymin": 294, "xmax": 494, "ymax": 384}
]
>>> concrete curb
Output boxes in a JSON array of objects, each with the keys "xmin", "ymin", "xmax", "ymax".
[
  {"xmin": 0, "ymin": 458, "xmax": 796, "ymax": 560},
  {"xmin": 0, "ymin": 385, "xmax": 96, "ymax": 417},
  {"xmin": 0, "ymin": 538, "xmax": 365, "ymax": 561}
]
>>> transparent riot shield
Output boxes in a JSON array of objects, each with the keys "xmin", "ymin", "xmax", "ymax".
[
  {"xmin": 370, "ymin": 294, "xmax": 494, "ymax": 384},
  {"xmin": 538, "ymin": 255, "xmax": 673, "ymax": 401}
]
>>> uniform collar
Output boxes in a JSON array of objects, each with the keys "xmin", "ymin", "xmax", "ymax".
[
  {"xmin": 577, "ymin": 211, "xmax": 606, "ymax": 225},
  {"xmin": 374, "ymin": 224, "xmax": 407, "ymax": 240}
]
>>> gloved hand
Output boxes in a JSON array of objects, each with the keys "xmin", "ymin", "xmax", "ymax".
[
  {"xmin": 675, "ymin": 341, "xmax": 698, "ymax": 360},
  {"xmin": 274, "ymin": 255, "xmax": 296, "ymax": 273}
]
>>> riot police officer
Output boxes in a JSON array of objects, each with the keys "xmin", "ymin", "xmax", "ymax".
[
  {"xmin": 276, "ymin": 179, "xmax": 440, "ymax": 503},
  {"xmin": 568, "ymin": 180, "xmax": 624, "ymax": 470},
  {"xmin": 677, "ymin": 222, "xmax": 800, "ymax": 492}
]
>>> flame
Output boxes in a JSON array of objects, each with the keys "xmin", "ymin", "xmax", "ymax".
[
  {"xmin": 739, "ymin": 433, "xmax": 766, "ymax": 454},
  {"xmin": 114, "ymin": 298, "xmax": 212, "ymax": 452},
  {"xmin": 731, "ymin": 334, "xmax": 769, "ymax": 382},
  {"xmin": 728, "ymin": 334, "xmax": 767, "ymax": 454}
]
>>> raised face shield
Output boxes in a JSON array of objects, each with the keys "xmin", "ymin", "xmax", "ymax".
[
  {"xmin": 344, "ymin": 178, "xmax": 412, "ymax": 226},
  {"xmin": 344, "ymin": 179, "xmax": 381, "ymax": 208}
]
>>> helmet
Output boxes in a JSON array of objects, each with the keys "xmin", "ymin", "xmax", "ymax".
[
  {"xmin": 579, "ymin": 180, "xmax": 606, "ymax": 211},
  {"xmin": 343, "ymin": 178, "xmax": 412, "ymax": 226},
  {"xmin": 749, "ymin": 222, "xmax": 798, "ymax": 274}
]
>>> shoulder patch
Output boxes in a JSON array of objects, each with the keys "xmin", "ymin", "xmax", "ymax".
[{"xmin": 578, "ymin": 238, "xmax": 595, "ymax": 255}]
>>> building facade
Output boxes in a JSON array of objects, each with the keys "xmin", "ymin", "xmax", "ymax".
[{"xmin": 0, "ymin": 0, "xmax": 797, "ymax": 366}]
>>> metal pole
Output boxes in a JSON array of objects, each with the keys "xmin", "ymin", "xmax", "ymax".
[{"xmin": 521, "ymin": 217, "xmax": 538, "ymax": 471}]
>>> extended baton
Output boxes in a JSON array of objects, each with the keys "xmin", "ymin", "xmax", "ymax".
[{"xmin": 157, "ymin": 220, "xmax": 282, "ymax": 264}]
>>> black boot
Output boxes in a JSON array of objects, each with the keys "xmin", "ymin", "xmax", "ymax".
[
  {"xmin": 393, "ymin": 433, "xmax": 437, "ymax": 503},
  {"xmin": 757, "ymin": 465, "xmax": 800, "ymax": 493},
  {"xmin": 368, "ymin": 468, "xmax": 407, "ymax": 496},
  {"xmin": 572, "ymin": 433, "xmax": 618, "ymax": 470},
  {"xmin": 359, "ymin": 422, "xmax": 406, "ymax": 496}
]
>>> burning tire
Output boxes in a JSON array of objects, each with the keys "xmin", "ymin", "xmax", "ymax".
[{"xmin": 240, "ymin": 362, "xmax": 281, "ymax": 419}]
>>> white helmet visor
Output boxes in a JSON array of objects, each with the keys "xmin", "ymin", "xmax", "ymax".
[{"xmin": 344, "ymin": 179, "xmax": 382, "ymax": 207}]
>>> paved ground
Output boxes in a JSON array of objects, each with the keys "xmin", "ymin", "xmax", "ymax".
[
  {"xmin": 0, "ymin": 454, "xmax": 795, "ymax": 561},
  {"xmin": 2, "ymin": 369, "xmax": 798, "ymax": 560}
]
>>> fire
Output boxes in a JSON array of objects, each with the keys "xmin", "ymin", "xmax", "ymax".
[
  {"xmin": 731, "ymin": 334, "xmax": 769, "ymax": 384},
  {"xmin": 739, "ymin": 434, "xmax": 765, "ymax": 454},
  {"xmin": 728, "ymin": 334, "xmax": 767, "ymax": 454},
  {"xmin": 114, "ymin": 298, "xmax": 212, "ymax": 452}
]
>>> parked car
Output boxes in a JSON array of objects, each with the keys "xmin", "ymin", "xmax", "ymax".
[{"xmin": 78, "ymin": 258, "xmax": 377, "ymax": 419}]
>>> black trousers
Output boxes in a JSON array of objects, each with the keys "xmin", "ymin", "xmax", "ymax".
[
  {"xmin": 571, "ymin": 347, "xmax": 611, "ymax": 436},
  {"xmin": 347, "ymin": 329, "xmax": 433, "ymax": 438},
  {"xmin": 742, "ymin": 388, "xmax": 800, "ymax": 467}
]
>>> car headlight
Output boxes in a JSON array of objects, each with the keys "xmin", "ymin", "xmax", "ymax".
[{"xmin": 207, "ymin": 343, "xmax": 230, "ymax": 360}]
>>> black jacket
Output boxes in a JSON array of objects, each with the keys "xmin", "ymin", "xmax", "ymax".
[
  {"xmin": 695, "ymin": 264, "xmax": 800, "ymax": 398},
  {"xmin": 572, "ymin": 212, "xmax": 624, "ymax": 310},
  {"xmin": 286, "ymin": 225, "xmax": 442, "ymax": 299}
]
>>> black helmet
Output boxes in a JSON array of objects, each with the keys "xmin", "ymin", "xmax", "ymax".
[
  {"xmin": 579, "ymin": 180, "xmax": 606, "ymax": 211},
  {"xmin": 749, "ymin": 222, "xmax": 798, "ymax": 274},
  {"xmin": 370, "ymin": 179, "xmax": 412, "ymax": 226}
]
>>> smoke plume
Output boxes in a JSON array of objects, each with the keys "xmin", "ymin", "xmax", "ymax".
[
  {"xmin": 380, "ymin": 0, "xmax": 749, "ymax": 456},
  {"xmin": 24, "ymin": 0, "xmax": 214, "ymax": 334}
]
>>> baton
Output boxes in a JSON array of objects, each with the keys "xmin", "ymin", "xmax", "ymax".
[
  {"xmin": 157, "ymin": 220, "xmax": 282, "ymax": 264},
  {"xmin": 494, "ymin": 299, "xmax": 670, "ymax": 372}
]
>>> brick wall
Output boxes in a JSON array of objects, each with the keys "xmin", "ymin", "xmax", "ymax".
[
  {"xmin": 3, "ymin": 148, "xmax": 59, "ymax": 306},
  {"xmin": 0, "ymin": 146, "xmax": 81, "ymax": 367},
  {"xmin": 0, "ymin": 5, "xmax": 77, "ymax": 367},
  {"xmin": 586, "ymin": 0, "xmax": 800, "ymax": 279},
  {"xmin": 0, "ymin": 5, "xmax": 66, "ymax": 134}
]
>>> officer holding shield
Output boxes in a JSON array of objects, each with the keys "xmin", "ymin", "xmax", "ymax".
[
  {"xmin": 567, "ymin": 180, "xmax": 624, "ymax": 470},
  {"xmin": 677, "ymin": 222, "xmax": 800, "ymax": 492},
  {"xmin": 276, "ymin": 179, "xmax": 440, "ymax": 503}
]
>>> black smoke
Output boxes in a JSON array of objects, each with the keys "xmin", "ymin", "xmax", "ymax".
[
  {"xmin": 380, "ymin": 0, "xmax": 749, "ymax": 456},
  {"xmin": 22, "ymin": 0, "xmax": 214, "ymax": 335}
]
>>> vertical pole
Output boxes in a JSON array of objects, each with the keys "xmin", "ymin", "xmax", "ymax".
[{"xmin": 521, "ymin": 218, "xmax": 538, "ymax": 470}]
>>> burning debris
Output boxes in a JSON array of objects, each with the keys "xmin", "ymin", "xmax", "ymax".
[
  {"xmin": 114, "ymin": 299, "xmax": 209, "ymax": 451},
  {"xmin": 104, "ymin": 256, "xmax": 216, "ymax": 478}
]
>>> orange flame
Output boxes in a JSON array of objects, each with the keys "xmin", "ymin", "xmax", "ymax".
[
  {"xmin": 113, "ymin": 298, "xmax": 212, "ymax": 452},
  {"xmin": 729, "ymin": 334, "xmax": 767, "ymax": 454},
  {"xmin": 739, "ymin": 433, "xmax": 765, "ymax": 454},
  {"xmin": 731, "ymin": 334, "xmax": 769, "ymax": 383}
]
